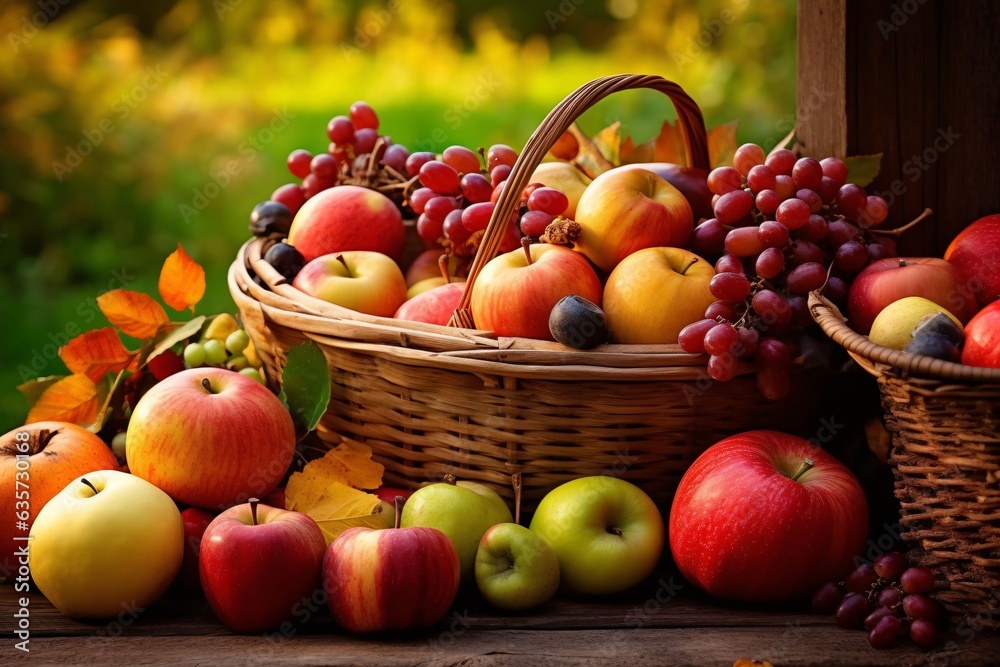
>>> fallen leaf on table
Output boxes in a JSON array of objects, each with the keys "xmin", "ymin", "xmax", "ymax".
[{"xmin": 289, "ymin": 441, "xmax": 385, "ymax": 495}]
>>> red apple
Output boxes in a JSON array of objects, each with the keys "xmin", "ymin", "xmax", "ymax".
[
  {"xmin": 405, "ymin": 250, "xmax": 464, "ymax": 287},
  {"xmin": 288, "ymin": 185, "xmax": 405, "ymax": 262},
  {"xmin": 619, "ymin": 163, "xmax": 713, "ymax": 222},
  {"xmin": 574, "ymin": 167, "xmax": 694, "ymax": 272},
  {"xmin": 847, "ymin": 257, "xmax": 978, "ymax": 334},
  {"xmin": 200, "ymin": 500, "xmax": 326, "ymax": 633},
  {"xmin": 1, "ymin": 422, "xmax": 119, "ymax": 579},
  {"xmin": 176, "ymin": 507, "xmax": 215, "ymax": 593},
  {"xmin": 126, "ymin": 368, "xmax": 295, "ymax": 510},
  {"xmin": 374, "ymin": 486, "xmax": 413, "ymax": 505},
  {"xmin": 470, "ymin": 244, "xmax": 603, "ymax": 340},
  {"xmin": 323, "ymin": 502, "xmax": 460, "ymax": 633},
  {"xmin": 395, "ymin": 282, "xmax": 466, "ymax": 326},
  {"xmin": 961, "ymin": 301, "xmax": 1000, "ymax": 368},
  {"xmin": 944, "ymin": 213, "xmax": 1000, "ymax": 309},
  {"xmin": 262, "ymin": 486, "xmax": 285, "ymax": 509},
  {"xmin": 293, "ymin": 251, "xmax": 407, "ymax": 317},
  {"xmin": 669, "ymin": 430, "xmax": 868, "ymax": 603}
]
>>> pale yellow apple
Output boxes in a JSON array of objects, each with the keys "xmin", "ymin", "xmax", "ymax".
[
  {"xmin": 604, "ymin": 248, "xmax": 716, "ymax": 344},
  {"xmin": 406, "ymin": 276, "xmax": 466, "ymax": 300},
  {"xmin": 29, "ymin": 470, "xmax": 184, "ymax": 618},
  {"xmin": 869, "ymin": 296, "xmax": 963, "ymax": 350},
  {"xmin": 529, "ymin": 162, "xmax": 592, "ymax": 219},
  {"xmin": 293, "ymin": 250, "xmax": 407, "ymax": 317}
]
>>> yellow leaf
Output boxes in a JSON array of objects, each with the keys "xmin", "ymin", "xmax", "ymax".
[
  {"xmin": 97, "ymin": 289, "xmax": 169, "ymax": 339},
  {"xmin": 58, "ymin": 327, "xmax": 133, "ymax": 382},
  {"xmin": 592, "ymin": 121, "xmax": 621, "ymax": 164},
  {"xmin": 708, "ymin": 120, "xmax": 740, "ymax": 169},
  {"xmin": 308, "ymin": 483, "xmax": 385, "ymax": 544},
  {"xmin": 292, "ymin": 441, "xmax": 385, "ymax": 494},
  {"xmin": 25, "ymin": 374, "xmax": 100, "ymax": 425},
  {"xmin": 159, "ymin": 244, "xmax": 206, "ymax": 313}
]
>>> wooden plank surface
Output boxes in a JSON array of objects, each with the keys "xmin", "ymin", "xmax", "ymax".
[
  {"xmin": 797, "ymin": 0, "xmax": 848, "ymax": 158},
  {"xmin": 3, "ymin": 581, "xmax": 998, "ymax": 666}
]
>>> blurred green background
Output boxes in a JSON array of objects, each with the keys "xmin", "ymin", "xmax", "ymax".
[{"xmin": 0, "ymin": 0, "xmax": 797, "ymax": 432}]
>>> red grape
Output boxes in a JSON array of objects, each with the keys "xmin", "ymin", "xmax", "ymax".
[
  {"xmin": 878, "ymin": 587, "xmax": 902, "ymax": 609},
  {"xmin": 752, "ymin": 290, "xmax": 792, "ymax": 326},
  {"xmin": 861, "ymin": 195, "xmax": 889, "ymax": 228},
  {"xmin": 405, "ymin": 151, "xmax": 436, "ymax": 177},
  {"xmin": 310, "ymin": 153, "xmax": 338, "ymax": 178},
  {"xmin": 774, "ymin": 174, "xmax": 796, "ymax": 199},
  {"xmin": 409, "ymin": 187, "xmax": 435, "ymax": 214},
  {"xmin": 757, "ymin": 337, "xmax": 792, "ymax": 369},
  {"xmin": 874, "ymin": 552, "xmax": 908, "ymax": 582},
  {"xmin": 287, "ymin": 149, "xmax": 312, "ymax": 179},
  {"xmin": 460, "ymin": 173, "xmax": 493, "ymax": 204},
  {"xmin": 865, "ymin": 606, "xmax": 897, "ymax": 631},
  {"xmin": 902, "ymin": 594, "xmax": 938, "ymax": 621},
  {"xmin": 715, "ymin": 254, "xmax": 743, "ymax": 274},
  {"xmin": 499, "ymin": 222, "xmax": 523, "ymax": 252},
  {"xmin": 811, "ymin": 581, "xmax": 844, "ymax": 614},
  {"xmin": 792, "ymin": 157, "xmax": 823, "ymax": 190},
  {"xmin": 868, "ymin": 615, "xmax": 901, "ymax": 649},
  {"xmin": 416, "ymin": 213, "xmax": 443, "ymax": 246},
  {"xmin": 846, "ymin": 564, "xmax": 879, "ymax": 594},
  {"xmin": 442, "ymin": 146, "xmax": 481, "ymax": 175},
  {"xmin": 424, "ymin": 196, "xmax": 459, "ymax": 223},
  {"xmin": 520, "ymin": 210, "xmax": 554, "ymax": 237},
  {"xmin": 420, "ymin": 160, "xmax": 461, "ymax": 195},
  {"xmin": 691, "ymin": 219, "xmax": 729, "ymax": 256},
  {"xmin": 820, "ymin": 157, "xmax": 848, "ymax": 186},
  {"xmin": 708, "ymin": 354, "xmax": 738, "ymax": 382},
  {"xmin": 909, "ymin": 619, "xmax": 939, "ymax": 648},
  {"xmin": 443, "ymin": 209, "xmax": 470, "ymax": 245},
  {"xmin": 797, "ymin": 214, "xmax": 829, "ymax": 243},
  {"xmin": 788, "ymin": 295, "xmax": 811, "ymax": 327},
  {"xmin": 725, "ymin": 227, "xmax": 766, "ymax": 257},
  {"xmin": 867, "ymin": 242, "xmax": 890, "ymax": 262},
  {"xmin": 349, "ymin": 101, "xmax": 378, "ymax": 130},
  {"xmin": 353, "ymin": 127, "xmax": 379, "ymax": 154},
  {"xmin": 381, "ymin": 144, "xmax": 410, "ymax": 173},
  {"xmin": 302, "ymin": 173, "xmax": 336, "ymax": 199},
  {"xmin": 490, "ymin": 164, "xmax": 512, "ymax": 187},
  {"xmin": 733, "ymin": 143, "xmax": 766, "ymax": 177},
  {"xmin": 836, "ymin": 592, "xmax": 872, "ymax": 629},
  {"xmin": 787, "ymin": 262, "xmax": 827, "ymax": 295},
  {"xmin": 776, "ymin": 198, "xmax": 810, "ymax": 230},
  {"xmin": 758, "ymin": 220, "xmax": 790, "ymax": 248},
  {"xmin": 837, "ymin": 184, "xmax": 868, "ymax": 218},
  {"xmin": 737, "ymin": 326, "xmax": 759, "ymax": 358},
  {"xmin": 817, "ymin": 176, "xmax": 839, "ymax": 203},
  {"xmin": 764, "ymin": 148, "xmax": 796, "ymax": 176},
  {"xmin": 327, "ymin": 115, "xmax": 354, "ymax": 144},
  {"xmin": 756, "ymin": 247, "xmax": 786, "ymax": 279},
  {"xmin": 271, "ymin": 183, "xmax": 305, "ymax": 215},
  {"xmin": 795, "ymin": 188, "xmax": 823, "ymax": 213},
  {"xmin": 715, "ymin": 190, "xmax": 755, "ymax": 224},
  {"xmin": 834, "ymin": 241, "xmax": 869, "ymax": 273},
  {"xmin": 679, "ymin": 319, "xmax": 718, "ymax": 353},
  {"xmin": 822, "ymin": 276, "xmax": 849, "ymax": 305},
  {"xmin": 788, "ymin": 240, "xmax": 825, "ymax": 267},
  {"xmin": 900, "ymin": 567, "xmax": 935, "ymax": 595},
  {"xmin": 705, "ymin": 300, "xmax": 742, "ymax": 322},
  {"xmin": 462, "ymin": 202, "xmax": 496, "ymax": 232},
  {"xmin": 756, "ymin": 189, "xmax": 782, "ymax": 215},
  {"xmin": 827, "ymin": 220, "xmax": 860, "ymax": 247},
  {"xmin": 528, "ymin": 187, "xmax": 569, "ymax": 216},
  {"xmin": 487, "ymin": 144, "xmax": 517, "ymax": 170},
  {"xmin": 707, "ymin": 166, "xmax": 744, "ymax": 195},
  {"xmin": 710, "ymin": 272, "xmax": 752, "ymax": 301},
  {"xmin": 747, "ymin": 164, "xmax": 776, "ymax": 193},
  {"xmin": 756, "ymin": 366, "xmax": 790, "ymax": 400},
  {"xmin": 704, "ymin": 322, "xmax": 740, "ymax": 356},
  {"xmin": 875, "ymin": 235, "xmax": 898, "ymax": 256}
]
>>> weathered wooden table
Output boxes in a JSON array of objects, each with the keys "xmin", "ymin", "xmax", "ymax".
[{"xmin": 4, "ymin": 574, "xmax": 998, "ymax": 666}]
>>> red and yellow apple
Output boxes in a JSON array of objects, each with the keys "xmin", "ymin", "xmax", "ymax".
[
  {"xmin": 573, "ymin": 167, "xmax": 694, "ymax": 272},
  {"xmin": 1, "ymin": 422, "xmax": 119, "ymax": 580},
  {"xmin": 406, "ymin": 276, "xmax": 466, "ymax": 299},
  {"xmin": 961, "ymin": 301, "xmax": 1000, "ymax": 368},
  {"xmin": 126, "ymin": 368, "xmax": 295, "ymax": 510},
  {"xmin": 287, "ymin": 185, "xmax": 405, "ymax": 262},
  {"xmin": 530, "ymin": 162, "xmax": 592, "ymax": 219},
  {"xmin": 603, "ymin": 248, "xmax": 716, "ymax": 344},
  {"xmin": 405, "ymin": 249, "xmax": 464, "ymax": 287},
  {"xmin": 669, "ymin": 430, "xmax": 868, "ymax": 603},
  {"xmin": 619, "ymin": 163, "xmax": 713, "ymax": 222},
  {"xmin": 944, "ymin": 213, "xmax": 1000, "ymax": 309},
  {"xmin": 293, "ymin": 251, "xmax": 407, "ymax": 317},
  {"xmin": 395, "ymin": 281, "xmax": 466, "ymax": 326},
  {"xmin": 847, "ymin": 257, "xmax": 978, "ymax": 334},
  {"xmin": 470, "ymin": 244, "xmax": 603, "ymax": 340}
]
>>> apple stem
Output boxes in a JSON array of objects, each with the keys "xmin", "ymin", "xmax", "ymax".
[
  {"xmin": 249, "ymin": 498, "xmax": 260, "ymax": 526},
  {"xmin": 438, "ymin": 255, "xmax": 451, "ymax": 284},
  {"xmin": 335, "ymin": 254, "xmax": 349, "ymax": 271},
  {"xmin": 512, "ymin": 472, "xmax": 522, "ymax": 526},
  {"xmin": 609, "ymin": 527, "xmax": 623, "ymax": 537},
  {"xmin": 81, "ymin": 478, "xmax": 98, "ymax": 494},
  {"xmin": 394, "ymin": 496, "xmax": 405, "ymax": 529},
  {"xmin": 443, "ymin": 473, "xmax": 457, "ymax": 486},
  {"xmin": 521, "ymin": 237, "xmax": 533, "ymax": 265},
  {"xmin": 790, "ymin": 459, "xmax": 815, "ymax": 482},
  {"xmin": 201, "ymin": 377, "xmax": 214, "ymax": 394},
  {"xmin": 679, "ymin": 257, "xmax": 699, "ymax": 276}
]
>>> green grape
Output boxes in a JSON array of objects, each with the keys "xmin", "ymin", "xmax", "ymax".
[
  {"xmin": 239, "ymin": 367, "xmax": 265, "ymax": 385},
  {"xmin": 226, "ymin": 355, "xmax": 249, "ymax": 371},
  {"xmin": 111, "ymin": 432, "xmax": 127, "ymax": 460},
  {"xmin": 203, "ymin": 339, "xmax": 227, "ymax": 366},
  {"xmin": 183, "ymin": 342, "xmax": 206, "ymax": 368},
  {"xmin": 225, "ymin": 329, "xmax": 250, "ymax": 355}
]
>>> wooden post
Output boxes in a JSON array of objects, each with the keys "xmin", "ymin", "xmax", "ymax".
[{"xmin": 797, "ymin": 0, "xmax": 1000, "ymax": 256}]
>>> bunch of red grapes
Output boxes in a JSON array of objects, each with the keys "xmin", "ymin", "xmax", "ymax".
[
  {"xmin": 679, "ymin": 142, "xmax": 894, "ymax": 399},
  {"xmin": 812, "ymin": 552, "xmax": 944, "ymax": 650}
]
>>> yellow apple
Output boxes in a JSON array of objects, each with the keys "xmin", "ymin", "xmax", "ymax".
[
  {"xmin": 574, "ymin": 167, "xmax": 694, "ymax": 272},
  {"xmin": 603, "ymin": 248, "xmax": 716, "ymax": 344},
  {"xmin": 406, "ymin": 276, "xmax": 466, "ymax": 300},
  {"xmin": 28, "ymin": 470, "xmax": 184, "ymax": 618},
  {"xmin": 292, "ymin": 250, "xmax": 407, "ymax": 317},
  {"xmin": 530, "ymin": 162, "xmax": 592, "ymax": 219},
  {"xmin": 869, "ymin": 296, "xmax": 963, "ymax": 350}
]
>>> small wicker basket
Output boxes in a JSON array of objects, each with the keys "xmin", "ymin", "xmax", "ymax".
[
  {"xmin": 810, "ymin": 292, "xmax": 1000, "ymax": 627},
  {"xmin": 230, "ymin": 74, "xmax": 826, "ymax": 509}
]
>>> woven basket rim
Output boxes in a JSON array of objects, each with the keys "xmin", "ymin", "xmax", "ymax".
[{"xmin": 809, "ymin": 291, "xmax": 1000, "ymax": 384}]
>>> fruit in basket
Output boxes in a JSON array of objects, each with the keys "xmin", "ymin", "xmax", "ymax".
[
  {"xmin": 470, "ymin": 243, "xmax": 603, "ymax": 340},
  {"xmin": 573, "ymin": 167, "xmax": 694, "ymax": 272},
  {"xmin": 603, "ymin": 248, "xmax": 715, "ymax": 344},
  {"xmin": 549, "ymin": 294, "xmax": 607, "ymax": 349},
  {"xmin": 944, "ymin": 213, "xmax": 1000, "ymax": 308},
  {"xmin": 476, "ymin": 523, "xmax": 560, "ymax": 611},
  {"xmin": 200, "ymin": 499, "xmax": 326, "ymax": 633},
  {"xmin": 529, "ymin": 476, "xmax": 664, "ymax": 595},
  {"xmin": 619, "ymin": 163, "xmax": 713, "ymax": 222},
  {"xmin": 406, "ymin": 276, "xmax": 466, "ymax": 299},
  {"xmin": 961, "ymin": 300, "xmax": 1000, "ymax": 368},
  {"xmin": 293, "ymin": 251, "xmax": 407, "ymax": 317},
  {"xmin": 324, "ymin": 500, "xmax": 460, "ymax": 633},
  {"xmin": 0, "ymin": 422, "xmax": 119, "ymax": 579},
  {"xmin": 529, "ymin": 162, "xmax": 592, "ymax": 219},
  {"xmin": 400, "ymin": 475, "xmax": 512, "ymax": 581},
  {"xmin": 287, "ymin": 185, "xmax": 405, "ymax": 262},
  {"xmin": 847, "ymin": 258, "xmax": 977, "ymax": 334},
  {"xmin": 263, "ymin": 242, "xmax": 306, "ymax": 283},
  {"xmin": 912, "ymin": 312, "xmax": 964, "ymax": 346},
  {"xmin": 29, "ymin": 470, "xmax": 184, "ymax": 618},
  {"xmin": 249, "ymin": 200, "xmax": 293, "ymax": 237},
  {"xmin": 904, "ymin": 333, "xmax": 960, "ymax": 362},
  {"xmin": 868, "ymin": 297, "xmax": 963, "ymax": 351},
  {"xmin": 176, "ymin": 507, "xmax": 215, "ymax": 593},
  {"xmin": 394, "ymin": 281, "xmax": 466, "ymax": 327},
  {"xmin": 405, "ymin": 250, "xmax": 464, "ymax": 287},
  {"xmin": 126, "ymin": 368, "xmax": 295, "ymax": 510},
  {"xmin": 669, "ymin": 430, "xmax": 868, "ymax": 602}
]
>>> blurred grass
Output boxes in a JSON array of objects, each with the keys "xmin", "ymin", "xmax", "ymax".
[{"xmin": 0, "ymin": 0, "xmax": 797, "ymax": 431}]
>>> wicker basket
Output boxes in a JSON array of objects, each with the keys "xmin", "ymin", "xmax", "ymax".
[
  {"xmin": 810, "ymin": 292, "xmax": 1000, "ymax": 627},
  {"xmin": 229, "ymin": 74, "xmax": 826, "ymax": 509}
]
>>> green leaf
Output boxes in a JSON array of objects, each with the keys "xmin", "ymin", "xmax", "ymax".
[
  {"xmin": 844, "ymin": 154, "xmax": 883, "ymax": 187},
  {"xmin": 17, "ymin": 376, "xmax": 66, "ymax": 411},
  {"xmin": 281, "ymin": 341, "xmax": 331, "ymax": 437},
  {"xmin": 142, "ymin": 316, "xmax": 207, "ymax": 366}
]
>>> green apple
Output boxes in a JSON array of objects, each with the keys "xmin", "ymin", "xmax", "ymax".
[
  {"xmin": 475, "ymin": 523, "xmax": 560, "ymax": 610},
  {"xmin": 28, "ymin": 470, "xmax": 184, "ymax": 618},
  {"xmin": 529, "ymin": 476, "xmax": 664, "ymax": 595},
  {"xmin": 400, "ymin": 475, "xmax": 512, "ymax": 581}
]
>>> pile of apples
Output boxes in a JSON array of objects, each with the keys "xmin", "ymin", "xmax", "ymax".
[{"xmin": 847, "ymin": 213, "xmax": 1000, "ymax": 368}]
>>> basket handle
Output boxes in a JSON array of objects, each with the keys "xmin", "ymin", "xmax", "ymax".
[
  {"xmin": 449, "ymin": 74, "xmax": 710, "ymax": 329},
  {"xmin": 808, "ymin": 290, "xmax": 1000, "ymax": 382}
]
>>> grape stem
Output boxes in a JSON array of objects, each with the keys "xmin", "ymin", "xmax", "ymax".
[
  {"xmin": 789, "ymin": 458, "xmax": 815, "ymax": 481},
  {"xmin": 868, "ymin": 207, "xmax": 933, "ymax": 237}
]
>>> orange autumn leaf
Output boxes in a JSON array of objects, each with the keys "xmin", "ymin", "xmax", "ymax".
[
  {"xmin": 707, "ymin": 120, "xmax": 740, "ymax": 169},
  {"xmin": 159, "ymin": 244, "xmax": 205, "ymax": 313},
  {"xmin": 58, "ymin": 327, "xmax": 133, "ymax": 382},
  {"xmin": 97, "ymin": 289, "xmax": 169, "ymax": 339},
  {"xmin": 620, "ymin": 120, "xmax": 687, "ymax": 166},
  {"xmin": 25, "ymin": 374, "xmax": 100, "ymax": 426}
]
